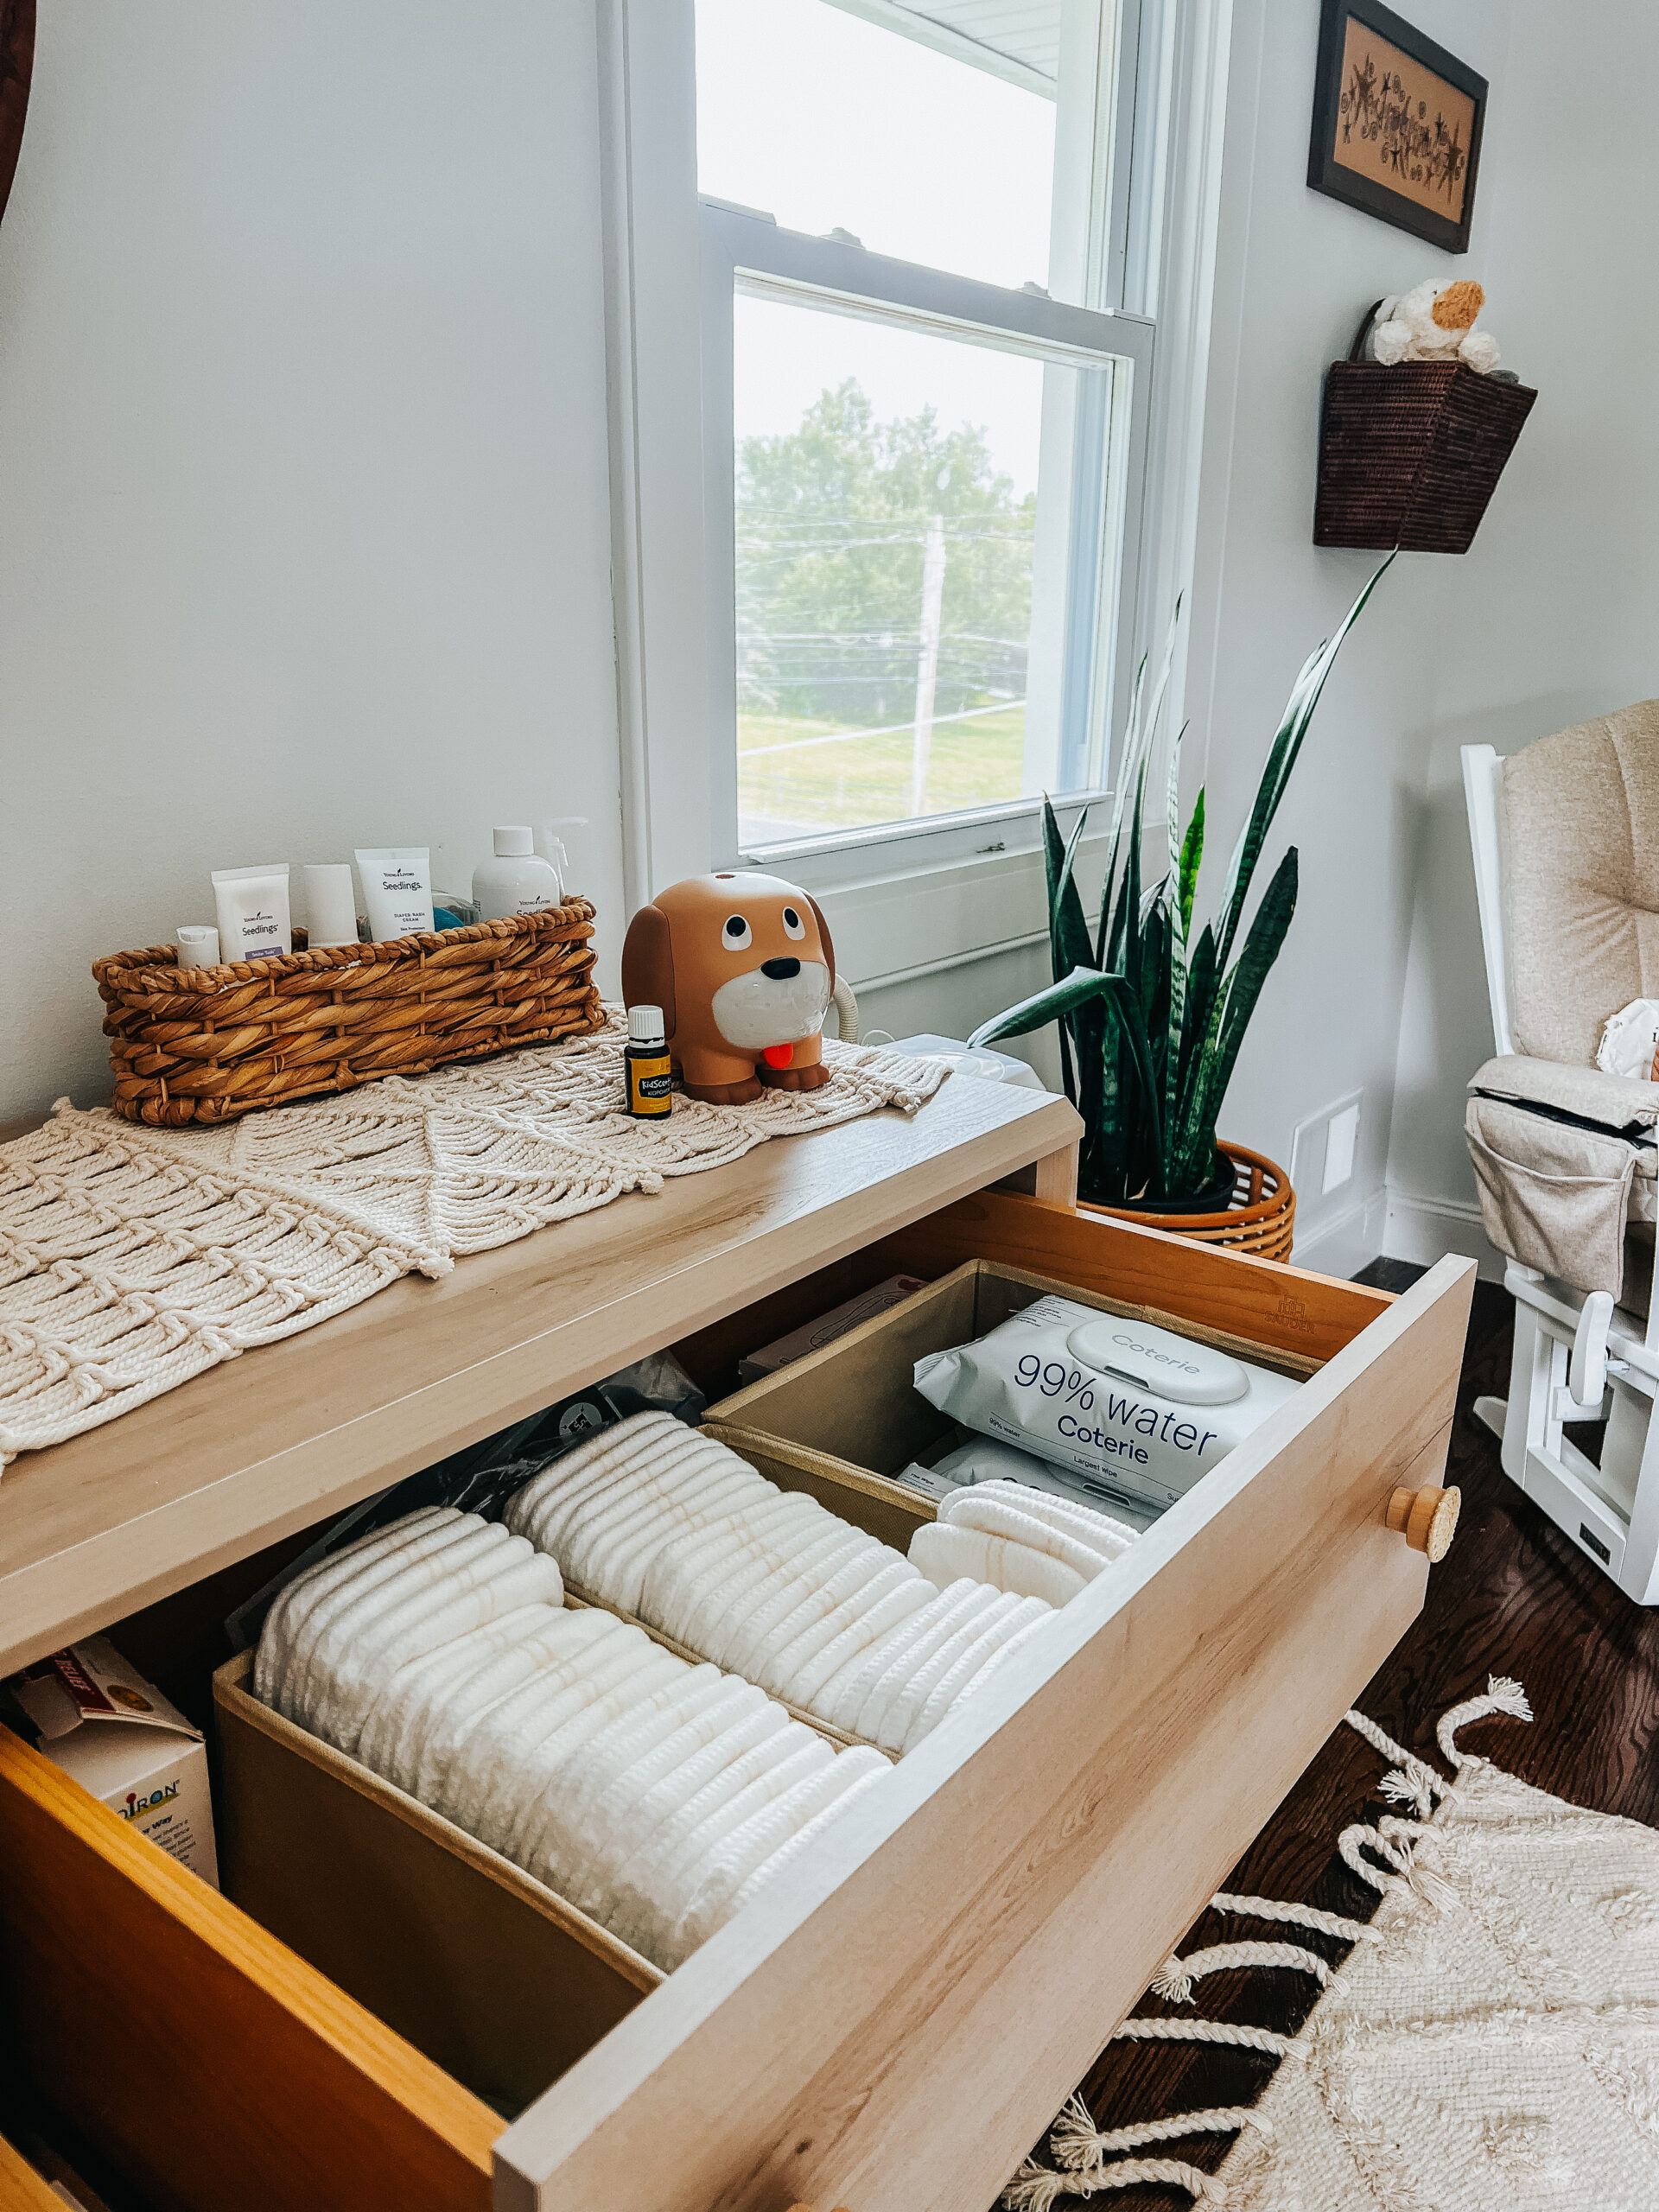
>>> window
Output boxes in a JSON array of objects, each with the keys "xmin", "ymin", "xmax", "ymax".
[{"xmin": 695, "ymin": 0, "xmax": 1154, "ymax": 868}]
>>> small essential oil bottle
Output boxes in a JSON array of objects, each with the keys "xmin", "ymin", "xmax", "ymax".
[{"xmin": 626, "ymin": 1003, "xmax": 673, "ymax": 1117}]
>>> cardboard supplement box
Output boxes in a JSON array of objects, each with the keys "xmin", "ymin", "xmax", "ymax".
[
  {"xmin": 9, "ymin": 1637, "xmax": 219, "ymax": 1886},
  {"xmin": 737, "ymin": 1274, "xmax": 925, "ymax": 1383}
]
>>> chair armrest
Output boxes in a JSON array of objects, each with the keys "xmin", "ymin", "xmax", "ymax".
[{"xmin": 1469, "ymin": 1054, "xmax": 1659, "ymax": 1136}]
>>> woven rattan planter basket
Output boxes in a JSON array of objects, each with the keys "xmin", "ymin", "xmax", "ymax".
[
  {"xmin": 1079, "ymin": 1141, "xmax": 1295, "ymax": 1263},
  {"xmin": 94, "ymin": 900, "xmax": 603, "ymax": 1126},
  {"xmin": 1314, "ymin": 308, "xmax": 1536, "ymax": 554}
]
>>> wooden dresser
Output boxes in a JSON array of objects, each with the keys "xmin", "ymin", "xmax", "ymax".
[{"xmin": 0, "ymin": 1075, "xmax": 1471, "ymax": 2211}]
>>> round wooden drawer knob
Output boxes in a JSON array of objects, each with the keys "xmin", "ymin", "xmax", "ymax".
[{"xmin": 1387, "ymin": 1483, "xmax": 1460, "ymax": 1562}]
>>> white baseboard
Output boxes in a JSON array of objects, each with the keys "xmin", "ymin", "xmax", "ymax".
[
  {"xmin": 1290, "ymin": 1185, "xmax": 1387, "ymax": 1281},
  {"xmin": 1381, "ymin": 1190, "xmax": 1504, "ymax": 1281},
  {"xmin": 1291, "ymin": 1183, "xmax": 1504, "ymax": 1282}
]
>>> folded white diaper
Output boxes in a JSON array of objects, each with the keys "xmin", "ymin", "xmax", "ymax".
[
  {"xmin": 957, "ymin": 1480, "xmax": 1138, "ymax": 1562},
  {"xmin": 269, "ymin": 1510, "xmax": 466, "ymax": 1723},
  {"xmin": 723, "ymin": 1757, "xmax": 892, "ymax": 1926},
  {"xmin": 933, "ymin": 1491, "xmax": 1108, "ymax": 1582},
  {"xmin": 897, "ymin": 1433, "xmax": 1163, "ymax": 1529},
  {"xmin": 253, "ymin": 1521, "xmax": 897, "ymax": 1974},
  {"xmin": 672, "ymin": 1747, "xmax": 890, "ymax": 1954},
  {"xmin": 874, "ymin": 1586, "xmax": 1014, "ymax": 1753},
  {"xmin": 503, "ymin": 1414, "xmax": 1077, "ymax": 1754},
  {"xmin": 303, "ymin": 1518, "xmax": 518, "ymax": 1737},
  {"xmin": 908, "ymin": 1521, "xmax": 1086, "ymax": 1609}
]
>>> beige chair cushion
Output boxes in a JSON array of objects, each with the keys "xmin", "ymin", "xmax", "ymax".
[{"xmin": 1503, "ymin": 702, "xmax": 1659, "ymax": 1064}]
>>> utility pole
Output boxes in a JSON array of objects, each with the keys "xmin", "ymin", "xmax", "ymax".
[{"xmin": 909, "ymin": 512, "xmax": 946, "ymax": 819}]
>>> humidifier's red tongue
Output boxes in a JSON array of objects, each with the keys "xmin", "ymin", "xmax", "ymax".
[{"xmin": 762, "ymin": 1045, "xmax": 794, "ymax": 1069}]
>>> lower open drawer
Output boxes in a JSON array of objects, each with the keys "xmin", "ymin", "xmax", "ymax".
[{"xmin": 0, "ymin": 1191, "xmax": 1472, "ymax": 2212}]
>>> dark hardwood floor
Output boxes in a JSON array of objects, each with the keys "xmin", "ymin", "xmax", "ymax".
[{"xmin": 1056, "ymin": 1279, "xmax": 1659, "ymax": 2208}]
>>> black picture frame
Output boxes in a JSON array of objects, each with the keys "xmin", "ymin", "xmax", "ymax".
[
  {"xmin": 1308, "ymin": 0, "xmax": 1486, "ymax": 255},
  {"xmin": 0, "ymin": 0, "xmax": 32, "ymax": 235}
]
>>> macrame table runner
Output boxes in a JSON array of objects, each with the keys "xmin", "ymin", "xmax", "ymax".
[
  {"xmin": 1007, "ymin": 1677, "xmax": 1659, "ymax": 2209},
  {"xmin": 0, "ymin": 1012, "xmax": 946, "ymax": 1467}
]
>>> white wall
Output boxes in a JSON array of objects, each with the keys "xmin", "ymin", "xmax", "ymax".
[
  {"xmin": 0, "ymin": 2, "xmax": 625, "ymax": 1123},
  {"xmin": 1386, "ymin": 0, "xmax": 1659, "ymax": 1265}
]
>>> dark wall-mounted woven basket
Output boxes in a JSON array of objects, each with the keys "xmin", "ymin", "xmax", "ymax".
[{"xmin": 1314, "ymin": 307, "xmax": 1536, "ymax": 554}]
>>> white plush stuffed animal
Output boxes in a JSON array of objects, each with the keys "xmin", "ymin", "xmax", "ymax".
[{"xmin": 1370, "ymin": 278, "xmax": 1500, "ymax": 373}]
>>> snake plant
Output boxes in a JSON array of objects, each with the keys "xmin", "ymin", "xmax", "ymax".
[{"xmin": 969, "ymin": 558, "xmax": 1392, "ymax": 1209}]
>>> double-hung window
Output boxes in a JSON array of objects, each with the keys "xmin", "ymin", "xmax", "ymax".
[{"xmin": 694, "ymin": 0, "xmax": 1159, "ymax": 874}]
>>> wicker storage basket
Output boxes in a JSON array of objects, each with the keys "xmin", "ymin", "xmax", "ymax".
[
  {"xmin": 1314, "ymin": 306, "xmax": 1536, "ymax": 554},
  {"xmin": 1079, "ymin": 1141, "xmax": 1296, "ymax": 1263},
  {"xmin": 94, "ymin": 899, "xmax": 603, "ymax": 1126}
]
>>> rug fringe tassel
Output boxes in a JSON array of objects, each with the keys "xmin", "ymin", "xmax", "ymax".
[
  {"xmin": 1438, "ymin": 1674, "xmax": 1533, "ymax": 1768},
  {"xmin": 1150, "ymin": 1940, "xmax": 1343, "ymax": 2006},
  {"xmin": 1003, "ymin": 2151, "xmax": 1230, "ymax": 2206},
  {"xmin": 1000, "ymin": 1677, "xmax": 1533, "ymax": 2209}
]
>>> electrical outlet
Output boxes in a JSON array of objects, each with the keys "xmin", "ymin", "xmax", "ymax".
[
  {"xmin": 1290, "ymin": 1089, "xmax": 1364, "ymax": 1207},
  {"xmin": 1322, "ymin": 1101, "xmax": 1360, "ymax": 1195}
]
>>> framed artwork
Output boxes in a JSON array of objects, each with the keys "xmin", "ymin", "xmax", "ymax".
[
  {"xmin": 1307, "ymin": 0, "xmax": 1485, "ymax": 255},
  {"xmin": 0, "ymin": 0, "xmax": 32, "ymax": 233}
]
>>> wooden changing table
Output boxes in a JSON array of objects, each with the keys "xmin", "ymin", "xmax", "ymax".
[{"xmin": 0, "ymin": 1075, "xmax": 1473, "ymax": 2212}]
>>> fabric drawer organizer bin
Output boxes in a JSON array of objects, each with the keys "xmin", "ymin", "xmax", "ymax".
[
  {"xmin": 702, "ymin": 1256, "xmax": 1320, "ymax": 1529},
  {"xmin": 0, "ymin": 1191, "xmax": 1474, "ymax": 2212},
  {"xmin": 92, "ymin": 899, "xmax": 603, "ymax": 1125},
  {"xmin": 211, "ymin": 1434, "xmax": 931, "ymax": 2119},
  {"xmin": 213, "ymin": 1647, "xmax": 660, "ymax": 2119}
]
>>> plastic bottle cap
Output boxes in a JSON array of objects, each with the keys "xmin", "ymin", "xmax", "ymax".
[
  {"xmin": 628, "ymin": 1004, "xmax": 665, "ymax": 1045},
  {"xmin": 493, "ymin": 826, "xmax": 534, "ymax": 858},
  {"xmin": 176, "ymin": 925, "xmax": 221, "ymax": 969}
]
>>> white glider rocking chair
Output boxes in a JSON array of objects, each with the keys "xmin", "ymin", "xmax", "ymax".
[{"xmin": 1464, "ymin": 705, "xmax": 1659, "ymax": 1601}]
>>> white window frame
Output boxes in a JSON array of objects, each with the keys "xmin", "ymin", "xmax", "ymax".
[
  {"xmin": 702, "ymin": 207, "xmax": 1154, "ymax": 878},
  {"xmin": 600, "ymin": 0, "xmax": 1233, "ymax": 964}
]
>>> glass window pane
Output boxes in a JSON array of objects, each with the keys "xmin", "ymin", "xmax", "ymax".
[
  {"xmin": 734, "ymin": 289, "xmax": 1111, "ymax": 851},
  {"xmin": 696, "ymin": 0, "xmax": 1055, "ymax": 294}
]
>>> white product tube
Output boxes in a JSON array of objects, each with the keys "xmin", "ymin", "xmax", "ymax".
[
  {"xmin": 912, "ymin": 1295, "xmax": 1302, "ymax": 1518},
  {"xmin": 175, "ymin": 925, "xmax": 221, "ymax": 971},
  {"xmin": 302, "ymin": 863, "xmax": 360, "ymax": 948},
  {"xmin": 354, "ymin": 848, "xmax": 435, "ymax": 942},
  {"xmin": 211, "ymin": 866, "xmax": 291, "ymax": 963}
]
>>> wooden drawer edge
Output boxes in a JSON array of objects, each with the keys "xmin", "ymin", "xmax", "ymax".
[
  {"xmin": 873, "ymin": 1189, "xmax": 1395, "ymax": 1362},
  {"xmin": 0, "ymin": 2135, "xmax": 60, "ymax": 2212},
  {"xmin": 0, "ymin": 1727, "xmax": 498, "ymax": 2212},
  {"xmin": 704, "ymin": 1418, "xmax": 938, "ymax": 1535}
]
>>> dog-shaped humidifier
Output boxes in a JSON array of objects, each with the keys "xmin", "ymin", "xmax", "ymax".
[{"xmin": 620, "ymin": 872, "xmax": 836, "ymax": 1103}]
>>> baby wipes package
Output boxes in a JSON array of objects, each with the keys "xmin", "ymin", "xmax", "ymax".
[{"xmin": 912, "ymin": 1295, "xmax": 1300, "ymax": 1516}]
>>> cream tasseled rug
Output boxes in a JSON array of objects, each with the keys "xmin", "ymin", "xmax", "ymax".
[
  {"xmin": 1007, "ymin": 1680, "xmax": 1659, "ymax": 2209},
  {"xmin": 0, "ymin": 1013, "xmax": 944, "ymax": 1464}
]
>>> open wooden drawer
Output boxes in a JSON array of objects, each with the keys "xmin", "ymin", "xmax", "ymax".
[{"xmin": 0, "ymin": 1190, "xmax": 1473, "ymax": 2212}]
